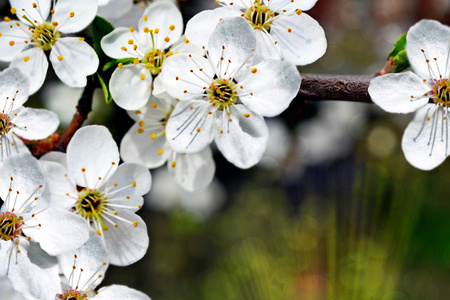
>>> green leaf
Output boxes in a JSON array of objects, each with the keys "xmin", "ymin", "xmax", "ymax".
[
  {"xmin": 388, "ymin": 32, "xmax": 407, "ymax": 58},
  {"xmin": 98, "ymin": 73, "xmax": 112, "ymax": 104},
  {"xmin": 91, "ymin": 16, "xmax": 115, "ymax": 67},
  {"xmin": 386, "ymin": 32, "xmax": 410, "ymax": 73},
  {"xmin": 393, "ymin": 49, "xmax": 409, "ymax": 72},
  {"xmin": 90, "ymin": 16, "xmax": 115, "ymax": 104},
  {"xmin": 103, "ymin": 58, "xmax": 137, "ymax": 73}
]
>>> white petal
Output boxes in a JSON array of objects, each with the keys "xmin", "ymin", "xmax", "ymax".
[
  {"xmin": 10, "ymin": 0, "xmax": 51, "ymax": 24},
  {"xmin": 168, "ymin": 34, "xmax": 206, "ymax": 57},
  {"xmin": 0, "ymin": 135, "xmax": 30, "ymax": 166},
  {"xmin": 52, "ymin": 0, "xmax": 98, "ymax": 33},
  {"xmin": 50, "ymin": 37, "xmax": 99, "ymax": 88},
  {"xmin": 95, "ymin": 285, "xmax": 151, "ymax": 300},
  {"xmin": 10, "ymin": 47, "xmax": 48, "ymax": 95},
  {"xmin": 253, "ymin": 29, "xmax": 282, "ymax": 61},
  {"xmin": 168, "ymin": 146, "xmax": 215, "ymax": 192},
  {"xmin": 0, "ymin": 276, "xmax": 25, "ymax": 299},
  {"xmin": 402, "ymin": 104, "xmax": 450, "ymax": 170},
  {"xmin": 0, "ymin": 67, "xmax": 30, "ymax": 110},
  {"xmin": 268, "ymin": 0, "xmax": 318, "ymax": 12},
  {"xmin": 6, "ymin": 239, "xmax": 60, "ymax": 300},
  {"xmin": 238, "ymin": 59, "xmax": 301, "ymax": 117},
  {"xmin": 138, "ymin": 1, "xmax": 183, "ymax": 49},
  {"xmin": 39, "ymin": 159, "xmax": 77, "ymax": 210},
  {"xmin": 22, "ymin": 207, "xmax": 89, "ymax": 256},
  {"xmin": 109, "ymin": 65, "xmax": 152, "ymax": 110},
  {"xmin": 185, "ymin": 7, "xmax": 241, "ymax": 49},
  {"xmin": 208, "ymin": 17, "xmax": 256, "ymax": 79},
  {"xmin": 120, "ymin": 123, "xmax": 168, "ymax": 168},
  {"xmin": 0, "ymin": 154, "xmax": 44, "ymax": 214},
  {"xmin": 102, "ymin": 212, "xmax": 149, "ymax": 266},
  {"xmin": 166, "ymin": 100, "xmax": 215, "ymax": 153},
  {"xmin": 103, "ymin": 162, "xmax": 151, "ymax": 212},
  {"xmin": 368, "ymin": 72, "xmax": 430, "ymax": 114},
  {"xmin": 0, "ymin": 21, "xmax": 30, "ymax": 61},
  {"xmin": 161, "ymin": 53, "xmax": 214, "ymax": 100},
  {"xmin": 40, "ymin": 151, "xmax": 68, "ymax": 168},
  {"xmin": 98, "ymin": 0, "xmax": 133, "ymax": 20},
  {"xmin": 59, "ymin": 231, "xmax": 108, "ymax": 291},
  {"xmin": 271, "ymin": 13, "xmax": 327, "ymax": 65},
  {"xmin": 214, "ymin": 105, "xmax": 268, "ymax": 168},
  {"xmin": 12, "ymin": 108, "xmax": 59, "ymax": 140},
  {"xmin": 406, "ymin": 19, "xmax": 450, "ymax": 80},
  {"xmin": 101, "ymin": 27, "xmax": 146, "ymax": 59},
  {"xmin": 67, "ymin": 125, "xmax": 119, "ymax": 189}
]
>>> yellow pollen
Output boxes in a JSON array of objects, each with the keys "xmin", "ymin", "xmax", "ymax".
[
  {"xmin": 57, "ymin": 55, "xmax": 63, "ymax": 61},
  {"xmin": 152, "ymin": 103, "xmax": 157, "ymax": 108},
  {"xmin": 10, "ymin": 7, "xmax": 17, "ymax": 14},
  {"xmin": 169, "ymin": 25, "xmax": 175, "ymax": 31},
  {"xmin": 78, "ymin": 37, "xmax": 85, "ymax": 41},
  {"xmin": 164, "ymin": 37, "xmax": 170, "ymax": 42},
  {"xmin": 128, "ymin": 39, "xmax": 134, "ymax": 44},
  {"xmin": 167, "ymin": 51, "xmax": 173, "ymax": 56},
  {"xmin": 135, "ymin": 110, "xmax": 142, "ymax": 114},
  {"xmin": 244, "ymin": 113, "xmax": 250, "ymax": 118},
  {"xmin": 196, "ymin": 128, "xmax": 201, "ymax": 132},
  {"xmin": 133, "ymin": 221, "xmax": 138, "ymax": 227},
  {"xmin": 140, "ymin": 74, "xmax": 145, "ymax": 80},
  {"xmin": 151, "ymin": 133, "xmax": 157, "ymax": 139},
  {"xmin": 23, "ymin": 56, "xmax": 30, "ymax": 62},
  {"xmin": 118, "ymin": 63, "xmax": 123, "ymax": 69},
  {"xmin": 287, "ymin": 28, "xmax": 292, "ymax": 33},
  {"xmin": 162, "ymin": 131, "xmax": 166, "ymax": 136},
  {"xmin": 132, "ymin": 181, "xmax": 136, "ymax": 188},
  {"xmin": 32, "ymin": 3, "xmax": 37, "ymax": 8},
  {"xmin": 52, "ymin": 21, "xmax": 58, "ymax": 26},
  {"xmin": 96, "ymin": 230, "xmax": 101, "ymax": 236},
  {"xmin": 220, "ymin": 129, "xmax": 223, "ymax": 134},
  {"xmin": 4, "ymin": 17, "xmax": 11, "ymax": 22},
  {"xmin": 9, "ymin": 41, "xmax": 15, "ymax": 46},
  {"xmin": 158, "ymin": 149, "xmax": 163, "ymax": 155},
  {"xmin": 129, "ymin": 27, "xmax": 135, "ymax": 32},
  {"xmin": 133, "ymin": 58, "xmax": 139, "ymax": 64},
  {"xmin": 154, "ymin": 28, "xmax": 159, "ymax": 34},
  {"xmin": 184, "ymin": 38, "xmax": 189, "ymax": 44},
  {"xmin": 137, "ymin": 128, "xmax": 144, "ymax": 134},
  {"xmin": 70, "ymin": 11, "xmax": 75, "ymax": 18},
  {"xmin": 427, "ymin": 116, "xmax": 431, "ymax": 121},
  {"xmin": 51, "ymin": 9, "xmax": 55, "ymax": 14},
  {"xmin": 144, "ymin": 27, "xmax": 149, "ymax": 33},
  {"xmin": 171, "ymin": 161, "xmax": 176, "ymax": 168},
  {"xmin": 138, "ymin": 120, "xmax": 145, "ymax": 127},
  {"xmin": 251, "ymin": 68, "xmax": 257, "ymax": 73},
  {"xmin": 296, "ymin": 9, "xmax": 302, "ymax": 15},
  {"xmin": 144, "ymin": 15, "xmax": 148, "ymax": 22},
  {"xmin": 121, "ymin": 46, "xmax": 127, "ymax": 51}
]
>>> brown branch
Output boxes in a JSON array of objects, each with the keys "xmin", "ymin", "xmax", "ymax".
[
  {"xmin": 297, "ymin": 73, "xmax": 374, "ymax": 103},
  {"xmin": 30, "ymin": 76, "xmax": 96, "ymax": 156}
]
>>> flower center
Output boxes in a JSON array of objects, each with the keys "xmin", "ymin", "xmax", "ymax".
[
  {"xmin": 27, "ymin": 21, "xmax": 61, "ymax": 51},
  {"xmin": 433, "ymin": 79, "xmax": 450, "ymax": 106},
  {"xmin": 0, "ymin": 212, "xmax": 24, "ymax": 241},
  {"xmin": 56, "ymin": 289, "xmax": 87, "ymax": 300},
  {"xmin": 142, "ymin": 49, "xmax": 167, "ymax": 76},
  {"xmin": 244, "ymin": 1, "xmax": 275, "ymax": 31},
  {"xmin": 207, "ymin": 78, "xmax": 238, "ymax": 110},
  {"xmin": 0, "ymin": 113, "xmax": 11, "ymax": 135},
  {"xmin": 76, "ymin": 188, "xmax": 107, "ymax": 222}
]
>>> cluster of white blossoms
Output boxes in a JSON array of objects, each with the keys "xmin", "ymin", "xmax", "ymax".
[
  {"xmin": 0, "ymin": 0, "xmax": 329, "ymax": 298},
  {"xmin": 369, "ymin": 20, "xmax": 450, "ymax": 170}
]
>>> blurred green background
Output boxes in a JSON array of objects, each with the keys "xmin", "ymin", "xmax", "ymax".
[{"xmin": 2, "ymin": 0, "xmax": 450, "ymax": 299}]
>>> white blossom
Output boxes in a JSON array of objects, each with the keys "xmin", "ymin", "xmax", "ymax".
[
  {"xmin": 0, "ymin": 0, "xmax": 99, "ymax": 93},
  {"xmin": 0, "ymin": 68, "xmax": 59, "ymax": 165},
  {"xmin": 39, "ymin": 125, "xmax": 151, "ymax": 266},
  {"xmin": 369, "ymin": 19, "xmax": 450, "ymax": 170},
  {"xmin": 185, "ymin": 0, "xmax": 327, "ymax": 65},
  {"xmin": 161, "ymin": 17, "xmax": 301, "ymax": 168}
]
